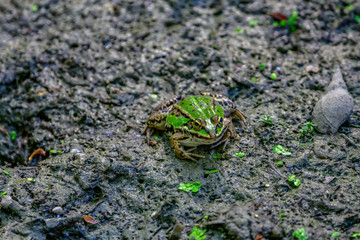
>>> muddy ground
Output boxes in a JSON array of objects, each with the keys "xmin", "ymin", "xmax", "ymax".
[{"xmin": 0, "ymin": 0, "xmax": 360, "ymax": 239}]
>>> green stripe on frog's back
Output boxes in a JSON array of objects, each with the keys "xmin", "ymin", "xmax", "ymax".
[{"xmin": 178, "ymin": 95, "xmax": 223, "ymax": 120}]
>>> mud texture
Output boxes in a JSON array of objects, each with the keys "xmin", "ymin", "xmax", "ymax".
[{"xmin": 0, "ymin": 0, "xmax": 360, "ymax": 239}]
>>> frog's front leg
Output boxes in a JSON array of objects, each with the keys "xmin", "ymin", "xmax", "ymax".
[{"xmin": 170, "ymin": 132, "xmax": 205, "ymax": 162}]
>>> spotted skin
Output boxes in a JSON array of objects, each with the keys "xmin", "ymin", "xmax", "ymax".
[{"xmin": 144, "ymin": 92, "xmax": 246, "ymax": 161}]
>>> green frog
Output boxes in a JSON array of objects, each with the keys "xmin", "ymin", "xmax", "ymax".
[{"xmin": 144, "ymin": 92, "xmax": 246, "ymax": 161}]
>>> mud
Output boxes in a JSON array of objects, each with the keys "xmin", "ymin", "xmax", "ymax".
[{"xmin": 0, "ymin": 0, "xmax": 360, "ymax": 239}]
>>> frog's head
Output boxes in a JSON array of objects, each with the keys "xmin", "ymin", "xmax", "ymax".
[{"xmin": 190, "ymin": 114, "xmax": 225, "ymax": 139}]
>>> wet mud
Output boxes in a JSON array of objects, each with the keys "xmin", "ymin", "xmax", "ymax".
[{"xmin": 0, "ymin": 0, "xmax": 360, "ymax": 239}]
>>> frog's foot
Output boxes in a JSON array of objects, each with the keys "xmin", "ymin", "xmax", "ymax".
[
  {"xmin": 171, "ymin": 133, "xmax": 205, "ymax": 161},
  {"xmin": 143, "ymin": 126, "xmax": 154, "ymax": 145},
  {"xmin": 231, "ymin": 109, "xmax": 247, "ymax": 125}
]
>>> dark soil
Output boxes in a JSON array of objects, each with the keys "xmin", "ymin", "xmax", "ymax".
[{"xmin": 1, "ymin": 0, "xmax": 360, "ymax": 239}]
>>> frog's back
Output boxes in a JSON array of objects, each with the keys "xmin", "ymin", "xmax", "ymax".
[{"xmin": 179, "ymin": 95, "xmax": 224, "ymax": 119}]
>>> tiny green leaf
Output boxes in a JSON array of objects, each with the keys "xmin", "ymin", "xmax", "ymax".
[
  {"xmin": 153, "ymin": 135, "xmax": 159, "ymax": 140},
  {"xmin": 234, "ymin": 152, "xmax": 245, "ymax": 158},
  {"xmin": 259, "ymin": 63, "xmax": 266, "ymax": 69},
  {"xmin": 331, "ymin": 232, "xmax": 340, "ymax": 238},
  {"xmin": 248, "ymin": 19, "xmax": 259, "ymax": 27},
  {"xmin": 150, "ymin": 94, "xmax": 158, "ymax": 99},
  {"xmin": 0, "ymin": 191, "xmax": 8, "ymax": 197},
  {"xmin": 188, "ymin": 226, "xmax": 207, "ymax": 240},
  {"xmin": 205, "ymin": 170, "xmax": 218, "ymax": 174},
  {"xmin": 236, "ymin": 28, "xmax": 244, "ymax": 34},
  {"xmin": 273, "ymin": 145, "xmax": 291, "ymax": 156},
  {"xmin": 27, "ymin": 178, "xmax": 35, "ymax": 182},
  {"xmin": 292, "ymin": 227, "xmax": 308, "ymax": 240},
  {"xmin": 352, "ymin": 233, "xmax": 360, "ymax": 238},
  {"xmin": 10, "ymin": 131, "xmax": 16, "ymax": 141},
  {"xmin": 31, "ymin": 5, "xmax": 38, "ymax": 12},
  {"xmin": 3, "ymin": 170, "xmax": 11, "ymax": 177},
  {"xmin": 179, "ymin": 181, "xmax": 201, "ymax": 193},
  {"xmin": 212, "ymin": 153, "xmax": 221, "ymax": 159}
]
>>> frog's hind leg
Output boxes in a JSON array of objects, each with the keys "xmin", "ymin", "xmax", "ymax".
[{"xmin": 170, "ymin": 133, "xmax": 205, "ymax": 162}]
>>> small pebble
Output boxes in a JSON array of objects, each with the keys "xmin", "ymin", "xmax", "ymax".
[
  {"xmin": 306, "ymin": 65, "xmax": 319, "ymax": 73},
  {"xmin": 52, "ymin": 206, "xmax": 63, "ymax": 215}
]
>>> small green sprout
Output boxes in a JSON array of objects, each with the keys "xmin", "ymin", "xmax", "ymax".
[
  {"xmin": 299, "ymin": 122, "xmax": 314, "ymax": 138},
  {"xmin": 46, "ymin": 186, "xmax": 51, "ymax": 190},
  {"xmin": 236, "ymin": 28, "xmax": 244, "ymax": 34},
  {"xmin": 288, "ymin": 174, "xmax": 301, "ymax": 187},
  {"xmin": 10, "ymin": 131, "xmax": 16, "ymax": 141},
  {"xmin": 345, "ymin": 5, "xmax": 355, "ymax": 11},
  {"xmin": 205, "ymin": 170, "xmax": 218, "ymax": 174},
  {"xmin": 204, "ymin": 215, "xmax": 209, "ymax": 219},
  {"xmin": 273, "ymin": 145, "xmax": 291, "ymax": 156},
  {"xmin": 153, "ymin": 135, "xmax": 159, "ymax": 140},
  {"xmin": 259, "ymin": 115, "xmax": 273, "ymax": 125},
  {"xmin": 276, "ymin": 160, "xmax": 283, "ymax": 167},
  {"xmin": 49, "ymin": 149, "xmax": 64, "ymax": 154},
  {"xmin": 355, "ymin": 15, "xmax": 360, "ymax": 23},
  {"xmin": 178, "ymin": 181, "xmax": 201, "ymax": 193},
  {"xmin": 259, "ymin": 63, "xmax": 266, "ymax": 69},
  {"xmin": 212, "ymin": 153, "xmax": 221, "ymax": 159},
  {"xmin": 292, "ymin": 227, "xmax": 308, "ymax": 240},
  {"xmin": 213, "ymin": 45, "xmax": 218, "ymax": 49},
  {"xmin": 150, "ymin": 94, "xmax": 158, "ymax": 100},
  {"xmin": 251, "ymin": 77, "xmax": 260, "ymax": 83},
  {"xmin": 331, "ymin": 232, "xmax": 340, "ymax": 238},
  {"xmin": 0, "ymin": 191, "xmax": 8, "ymax": 197},
  {"xmin": 270, "ymin": 73, "xmax": 277, "ymax": 80},
  {"xmin": 188, "ymin": 226, "xmax": 207, "ymax": 240},
  {"xmin": 70, "ymin": 195, "xmax": 74, "ymax": 200},
  {"xmin": 27, "ymin": 178, "xmax": 35, "ymax": 182},
  {"xmin": 352, "ymin": 233, "xmax": 360, "ymax": 238},
  {"xmin": 279, "ymin": 213, "xmax": 287, "ymax": 218},
  {"xmin": 248, "ymin": 19, "xmax": 259, "ymax": 27},
  {"xmin": 31, "ymin": 5, "xmax": 38, "ymax": 12},
  {"xmin": 3, "ymin": 170, "xmax": 11, "ymax": 177},
  {"xmin": 234, "ymin": 152, "xmax": 245, "ymax": 158},
  {"xmin": 273, "ymin": 10, "xmax": 298, "ymax": 32}
]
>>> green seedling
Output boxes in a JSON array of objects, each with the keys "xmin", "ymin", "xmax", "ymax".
[
  {"xmin": 234, "ymin": 152, "xmax": 245, "ymax": 158},
  {"xmin": 212, "ymin": 153, "xmax": 221, "ymax": 159},
  {"xmin": 299, "ymin": 122, "xmax": 314, "ymax": 138},
  {"xmin": 204, "ymin": 215, "xmax": 208, "ymax": 219},
  {"xmin": 352, "ymin": 233, "xmax": 360, "ymax": 238},
  {"xmin": 259, "ymin": 63, "xmax": 266, "ymax": 69},
  {"xmin": 331, "ymin": 232, "xmax": 340, "ymax": 238},
  {"xmin": 3, "ymin": 170, "xmax": 11, "ymax": 177},
  {"xmin": 248, "ymin": 19, "xmax": 259, "ymax": 27},
  {"xmin": 288, "ymin": 174, "xmax": 301, "ymax": 187},
  {"xmin": 10, "ymin": 131, "xmax": 16, "ymax": 140},
  {"xmin": 205, "ymin": 170, "xmax": 218, "ymax": 174},
  {"xmin": 153, "ymin": 135, "xmax": 159, "ymax": 140},
  {"xmin": 279, "ymin": 213, "xmax": 287, "ymax": 218},
  {"xmin": 355, "ymin": 15, "xmax": 360, "ymax": 23},
  {"xmin": 251, "ymin": 77, "xmax": 260, "ymax": 83},
  {"xmin": 27, "ymin": 178, "xmax": 35, "ymax": 182},
  {"xmin": 292, "ymin": 227, "xmax": 308, "ymax": 240},
  {"xmin": 259, "ymin": 115, "xmax": 273, "ymax": 125},
  {"xmin": 49, "ymin": 149, "xmax": 64, "ymax": 154},
  {"xmin": 31, "ymin": 5, "xmax": 38, "ymax": 12},
  {"xmin": 150, "ymin": 94, "xmax": 158, "ymax": 100},
  {"xmin": 345, "ymin": 5, "xmax": 355, "ymax": 11},
  {"xmin": 276, "ymin": 160, "xmax": 284, "ymax": 167},
  {"xmin": 236, "ymin": 28, "xmax": 244, "ymax": 34},
  {"xmin": 0, "ymin": 191, "xmax": 8, "ymax": 197},
  {"xmin": 270, "ymin": 73, "xmax": 277, "ymax": 80},
  {"xmin": 273, "ymin": 10, "xmax": 298, "ymax": 32},
  {"xmin": 178, "ymin": 181, "xmax": 201, "ymax": 193},
  {"xmin": 273, "ymin": 145, "xmax": 291, "ymax": 156},
  {"xmin": 188, "ymin": 226, "xmax": 207, "ymax": 240}
]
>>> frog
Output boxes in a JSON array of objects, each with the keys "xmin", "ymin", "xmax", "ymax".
[{"xmin": 144, "ymin": 92, "xmax": 247, "ymax": 161}]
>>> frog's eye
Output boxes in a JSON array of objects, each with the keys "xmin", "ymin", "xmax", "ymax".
[
  {"xmin": 193, "ymin": 119, "xmax": 203, "ymax": 130},
  {"xmin": 212, "ymin": 115, "xmax": 221, "ymax": 124}
]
